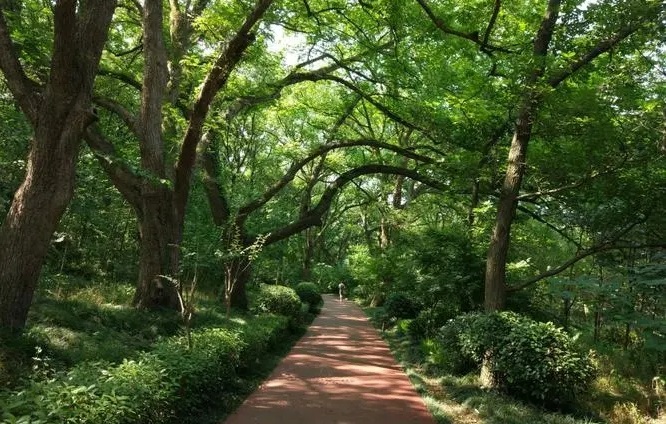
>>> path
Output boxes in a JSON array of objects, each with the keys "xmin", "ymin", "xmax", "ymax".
[{"xmin": 223, "ymin": 294, "xmax": 435, "ymax": 424}]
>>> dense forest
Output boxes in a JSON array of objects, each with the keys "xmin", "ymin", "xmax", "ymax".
[{"xmin": 0, "ymin": 0, "xmax": 664, "ymax": 423}]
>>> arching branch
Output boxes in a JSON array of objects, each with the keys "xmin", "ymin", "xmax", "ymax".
[
  {"xmin": 94, "ymin": 96, "xmax": 140, "ymax": 136},
  {"xmin": 85, "ymin": 127, "xmax": 144, "ymax": 217},
  {"xmin": 259, "ymin": 164, "xmax": 446, "ymax": 246},
  {"xmin": 173, "ymin": 0, "xmax": 274, "ymax": 220},
  {"xmin": 98, "ymin": 68, "xmax": 143, "ymax": 92},
  {"xmin": 508, "ymin": 243, "xmax": 666, "ymax": 292},
  {"xmin": 238, "ymin": 139, "xmax": 436, "ymax": 218},
  {"xmin": 508, "ymin": 218, "xmax": 659, "ymax": 292},
  {"xmin": 416, "ymin": 0, "xmax": 513, "ymax": 54},
  {"xmin": 547, "ymin": 20, "xmax": 650, "ymax": 88},
  {"xmin": 330, "ymin": 75, "xmax": 427, "ymax": 133},
  {"xmin": 222, "ymin": 43, "xmax": 391, "ymax": 120}
]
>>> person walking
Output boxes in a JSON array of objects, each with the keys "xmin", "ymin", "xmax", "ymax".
[{"xmin": 338, "ymin": 282, "xmax": 346, "ymax": 302}]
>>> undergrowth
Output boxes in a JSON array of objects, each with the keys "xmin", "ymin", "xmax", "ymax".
[
  {"xmin": 365, "ymin": 306, "xmax": 663, "ymax": 424},
  {"xmin": 0, "ymin": 275, "xmax": 318, "ymax": 423}
]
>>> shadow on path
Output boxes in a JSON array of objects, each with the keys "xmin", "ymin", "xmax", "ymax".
[{"xmin": 223, "ymin": 294, "xmax": 435, "ymax": 424}]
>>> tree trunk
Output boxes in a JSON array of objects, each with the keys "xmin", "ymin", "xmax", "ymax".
[
  {"xmin": 302, "ymin": 228, "xmax": 315, "ymax": 281},
  {"xmin": 229, "ymin": 257, "xmax": 251, "ymax": 310},
  {"xmin": 0, "ymin": 0, "xmax": 117, "ymax": 329},
  {"xmin": 0, "ymin": 141, "xmax": 78, "ymax": 329},
  {"xmin": 563, "ymin": 297, "xmax": 573, "ymax": 331},
  {"xmin": 132, "ymin": 185, "xmax": 181, "ymax": 310},
  {"xmin": 484, "ymin": 127, "xmax": 531, "ymax": 311},
  {"xmin": 484, "ymin": 0, "xmax": 561, "ymax": 312}
]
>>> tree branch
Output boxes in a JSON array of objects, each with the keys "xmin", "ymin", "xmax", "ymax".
[
  {"xmin": 222, "ymin": 43, "xmax": 391, "ymax": 121},
  {"xmin": 94, "ymin": 96, "xmax": 140, "ymax": 136},
  {"xmin": 547, "ymin": 20, "xmax": 649, "ymax": 88},
  {"xmin": 320, "ymin": 74, "xmax": 429, "ymax": 135},
  {"xmin": 481, "ymin": 0, "xmax": 502, "ymax": 51},
  {"xmin": 508, "ymin": 218, "xmax": 656, "ymax": 292},
  {"xmin": 516, "ymin": 204, "xmax": 580, "ymax": 247},
  {"xmin": 173, "ymin": 0, "xmax": 274, "ymax": 220},
  {"xmin": 508, "ymin": 242, "xmax": 666, "ymax": 292},
  {"xmin": 415, "ymin": 0, "xmax": 513, "ymax": 54},
  {"xmin": 98, "ymin": 68, "xmax": 143, "ymax": 91},
  {"xmin": 85, "ymin": 127, "xmax": 144, "ymax": 216},
  {"xmin": 198, "ymin": 132, "xmax": 231, "ymax": 226},
  {"xmin": 259, "ymin": 164, "xmax": 447, "ymax": 246},
  {"xmin": 0, "ymin": 10, "xmax": 40, "ymax": 123},
  {"xmin": 518, "ymin": 163, "xmax": 623, "ymax": 201},
  {"xmin": 238, "ymin": 139, "xmax": 436, "ymax": 217}
]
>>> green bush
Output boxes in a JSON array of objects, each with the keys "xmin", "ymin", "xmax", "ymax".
[
  {"xmin": 0, "ymin": 316, "xmax": 290, "ymax": 424},
  {"xmin": 294, "ymin": 282, "xmax": 322, "ymax": 312},
  {"xmin": 439, "ymin": 312, "xmax": 597, "ymax": 407},
  {"xmin": 384, "ymin": 293, "xmax": 420, "ymax": 320},
  {"xmin": 251, "ymin": 284, "xmax": 302, "ymax": 322},
  {"xmin": 407, "ymin": 303, "xmax": 459, "ymax": 341},
  {"xmin": 234, "ymin": 315, "xmax": 289, "ymax": 371}
]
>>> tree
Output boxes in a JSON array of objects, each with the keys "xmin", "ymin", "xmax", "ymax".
[
  {"xmin": 479, "ymin": 0, "xmax": 662, "ymax": 310},
  {"xmin": 86, "ymin": 0, "xmax": 275, "ymax": 310},
  {"xmin": 0, "ymin": 0, "xmax": 117, "ymax": 329}
]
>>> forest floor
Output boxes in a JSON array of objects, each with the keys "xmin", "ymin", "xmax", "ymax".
[{"xmin": 222, "ymin": 294, "xmax": 436, "ymax": 424}]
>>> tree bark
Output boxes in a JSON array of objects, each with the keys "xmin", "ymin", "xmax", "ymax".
[
  {"xmin": 125, "ymin": 0, "xmax": 273, "ymax": 310},
  {"xmin": 130, "ymin": 0, "xmax": 182, "ymax": 310},
  {"xmin": 132, "ymin": 187, "xmax": 181, "ymax": 309},
  {"xmin": 484, "ymin": 0, "xmax": 561, "ymax": 312},
  {"xmin": 228, "ymin": 256, "xmax": 251, "ymax": 310},
  {"xmin": 0, "ymin": 1, "xmax": 117, "ymax": 330},
  {"xmin": 483, "ymin": 6, "xmax": 651, "ymax": 312},
  {"xmin": 0, "ymin": 142, "xmax": 79, "ymax": 328}
]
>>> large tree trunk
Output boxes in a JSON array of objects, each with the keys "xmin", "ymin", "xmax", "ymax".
[
  {"xmin": 481, "ymin": 0, "xmax": 561, "ymax": 388},
  {"xmin": 483, "ymin": 0, "xmax": 561, "ymax": 312},
  {"xmin": 484, "ymin": 127, "xmax": 531, "ymax": 311},
  {"xmin": 131, "ymin": 0, "xmax": 183, "ymax": 311},
  {"xmin": 0, "ymin": 1, "xmax": 117, "ymax": 330},
  {"xmin": 127, "ymin": 0, "xmax": 272, "ymax": 310},
  {"xmin": 0, "ymin": 138, "xmax": 78, "ymax": 329},
  {"xmin": 133, "ymin": 185, "xmax": 181, "ymax": 310}
]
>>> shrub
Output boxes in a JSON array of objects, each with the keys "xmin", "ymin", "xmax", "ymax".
[
  {"xmin": 384, "ymin": 293, "xmax": 420, "ymax": 320},
  {"xmin": 251, "ymin": 284, "xmax": 302, "ymax": 322},
  {"xmin": 0, "ymin": 315, "xmax": 290, "ymax": 424},
  {"xmin": 294, "ymin": 282, "xmax": 322, "ymax": 312},
  {"xmin": 407, "ymin": 303, "xmax": 459, "ymax": 341},
  {"xmin": 439, "ymin": 312, "xmax": 597, "ymax": 407},
  {"xmin": 420, "ymin": 337, "xmax": 471, "ymax": 374},
  {"xmin": 235, "ymin": 315, "xmax": 289, "ymax": 371}
]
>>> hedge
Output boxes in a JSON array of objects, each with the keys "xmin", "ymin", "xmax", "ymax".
[
  {"xmin": 0, "ymin": 315, "xmax": 289, "ymax": 424},
  {"xmin": 251, "ymin": 284, "xmax": 302, "ymax": 323},
  {"xmin": 293, "ymin": 282, "xmax": 322, "ymax": 313}
]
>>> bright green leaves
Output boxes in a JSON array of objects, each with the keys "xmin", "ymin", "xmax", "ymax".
[{"xmin": 2, "ymin": 0, "xmax": 54, "ymax": 82}]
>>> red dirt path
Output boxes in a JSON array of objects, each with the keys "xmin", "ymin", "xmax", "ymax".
[{"xmin": 223, "ymin": 294, "xmax": 436, "ymax": 424}]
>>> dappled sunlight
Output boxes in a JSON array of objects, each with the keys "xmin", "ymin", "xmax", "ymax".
[
  {"xmin": 230, "ymin": 317, "xmax": 247, "ymax": 325},
  {"xmin": 224, "ymin": 296, "xmax": 435, "ymax": 424}
]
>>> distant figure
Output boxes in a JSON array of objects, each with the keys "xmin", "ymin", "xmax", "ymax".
[{"xmin": 338, "ymin": 282, "xmax": 346, "ymax": 302}]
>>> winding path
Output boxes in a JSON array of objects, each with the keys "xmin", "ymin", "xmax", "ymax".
[{"xmin": 223, "ymin": 294, "xmax": 435, "ymax": 424}]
